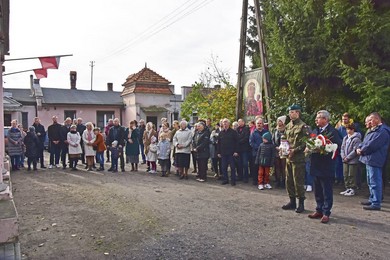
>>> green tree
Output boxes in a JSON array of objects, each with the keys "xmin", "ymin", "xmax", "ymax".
[
  {"xmin": 180, "ymin": 83, "xmax": 237, "ymax": 126},
  {"xmin": 247, "ymin": 0, "xmax": 390, "ymax": 124},
  {"xmin": 180, "ymin": 82, "xmax": 208, "ymax": 121}
]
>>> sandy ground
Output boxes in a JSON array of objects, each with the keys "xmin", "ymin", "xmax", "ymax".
[{"xmin": 10, "ymin": 154, "xmax": 390, "ymax": 260}]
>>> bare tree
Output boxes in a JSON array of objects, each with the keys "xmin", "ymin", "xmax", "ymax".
[{"xmin": 199, "ymin": 54, "xmax": 232, "ymax": 87}]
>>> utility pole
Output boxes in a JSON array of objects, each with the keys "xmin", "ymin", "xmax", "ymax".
[
  {"xmin": 90, "ymin": 61, "xmax": 95, "ymax": 91},
  {"xmin": 254, "ymin": 0, "xmax": 272, "ymax": 126},
  {"xmin": 235, "ymin": 0, "xmax": 249, "ymax": 120}
]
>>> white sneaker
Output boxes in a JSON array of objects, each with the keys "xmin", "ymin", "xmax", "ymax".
[
  {"xmin": 306, "ymin": 185, "xmax": 312, "ymax": 192},
  {"xmin": 48, "ymin": 165, "xmax": 53, "ymax": 169},
  {"xmin": 340, "ymin": 189, "xmax": 350, "ymax": 195},
  {"xmin": 55, "ymin": 164, "xmax": 60, "ymax": 168},
  {"xmin": 265, "ymin": 184, "xmax": 272, "ymax": 189},
  {"xmin": 258, "ymin": 184, "xmax": 264, "ymax": 190},
  {"xmin": 344, "ymin": 189, "xmax": 355, "ymax": 196}
]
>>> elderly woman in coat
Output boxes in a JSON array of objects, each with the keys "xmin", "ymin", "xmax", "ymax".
[
  {"xmin": 82, "ymin": 122, "xmax": 96, "ymax": 171},
  {"xmin": 125, "ymin": 120, "xmax": 140, "ymax": 172},
  {"xmin": 24, "ymin": 126, "xmax": 40, "ymax": 171},
  {"xmin": 8, "ymin": 119, "xmax": 24, "ymax": 171},
  {"xmin": 173, "ymin": 120, "xmax": 193, "ymax": 179},
  {"xmin": 67, "ymin": 125, "xmax": 83, "ymax": 170}
]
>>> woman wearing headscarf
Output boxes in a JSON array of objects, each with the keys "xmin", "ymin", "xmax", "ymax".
[
  {"xmin": 272, "ymin": 115, "xmax": 287, "ymax": 188},
  {"xmin": 68, "ymin": 125, "xmax": 83, "ymax": 170}
]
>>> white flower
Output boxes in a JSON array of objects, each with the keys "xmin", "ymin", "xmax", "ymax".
[
  {"xmin": 325, "ymin": 143, "xmax": 338, "ymax": 153},
  {"xmin": 325, "ymin": 144, "xmax": 333, "ymax": 153},
  {"xmin": 314, "ymin": 139, "xmax": 323, "ymax": 147}
]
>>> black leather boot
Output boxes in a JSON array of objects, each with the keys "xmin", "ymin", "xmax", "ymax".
[
  {"xmin": 295, "ymin": 198, "xmax": 305, "ymax": 213},
  {"xmin": 282, "ymin": 197, "xmax": 296, "ymax": 210}
]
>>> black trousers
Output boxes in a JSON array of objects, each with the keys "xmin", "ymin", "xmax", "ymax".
[
  {"xmin": 197, "ymin": 158, "xmax": 208, "ymax": 180},
  {"xmin": 61, "ymin": 146, "xmax": 69, "ymax": 167}
]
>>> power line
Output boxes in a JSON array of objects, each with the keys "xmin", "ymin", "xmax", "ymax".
[{"xmin": 98, "ymin": 0, "xmax": 215, "ymax": 62}]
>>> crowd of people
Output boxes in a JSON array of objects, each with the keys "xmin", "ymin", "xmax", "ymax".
[{"xmin": 6, "ymin": 107, "xmax": 389, "ymax": 223}]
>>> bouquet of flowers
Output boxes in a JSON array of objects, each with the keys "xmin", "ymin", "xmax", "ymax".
[{"xmin": 304, "ymin": 133, "xmax": 338, "ymax": 159}]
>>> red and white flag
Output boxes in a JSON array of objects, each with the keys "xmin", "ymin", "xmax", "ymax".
[
  {"xmin": 33, "ymin": 68, "xmax": 48, "ymax": 79},
  {"xmin": 39, "ymin": 56, "xmax": 60, "ymax": 69}
]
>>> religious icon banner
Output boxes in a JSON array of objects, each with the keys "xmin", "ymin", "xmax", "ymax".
[{"xmin": 243, "ymin": 68, "xmax": 263, "ymax": 122}]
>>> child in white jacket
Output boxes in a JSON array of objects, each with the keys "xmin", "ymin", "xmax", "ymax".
[{"xmin": 147, "ymin": 136, "xmax": 158, "ymax": 174}]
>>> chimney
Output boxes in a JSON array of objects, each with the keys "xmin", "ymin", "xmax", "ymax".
[
  {"xmin": 70, "ymin": 71, "xmax": 77, "ymax": 89},
  {"xmin": 107, "ymin": 82, "xmax": 113, "ymax": 91}
]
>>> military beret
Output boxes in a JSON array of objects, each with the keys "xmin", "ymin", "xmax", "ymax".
[{"xmin": 288, "ymin": 104, "xmax": 302, "ymax": 111}]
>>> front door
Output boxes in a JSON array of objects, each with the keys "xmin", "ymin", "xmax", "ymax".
[{"xmin": 146, "ymin": 116, "xmax": 158, "ymax": 129}]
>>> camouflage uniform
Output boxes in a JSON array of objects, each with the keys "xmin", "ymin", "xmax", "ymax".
[{"xmin": 285, "ymin": 118, "xmax": 307, "ymax": 199}]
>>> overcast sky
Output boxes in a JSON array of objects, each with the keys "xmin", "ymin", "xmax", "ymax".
[{"xmin": 4, "ymin": 0, "xmax": 243, "ymax": 94}]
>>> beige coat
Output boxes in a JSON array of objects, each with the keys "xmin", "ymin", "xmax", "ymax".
[{"xmin": 82, "ymin": 129, "xmax": 96, "ymax": 156}]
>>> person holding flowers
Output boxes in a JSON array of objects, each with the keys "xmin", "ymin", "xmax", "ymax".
[{"xmin": 307, "ymin": 110, "xmax": 341, "ymax": 224}]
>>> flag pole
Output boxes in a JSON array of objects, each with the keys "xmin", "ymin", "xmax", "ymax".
[
  {"xmin": 4, "ymin": 54, "xmax": 73, "ymax": 62},
  {"xmin": 3, "ymin": 69, "xmax": 34, "ymax": 76}
]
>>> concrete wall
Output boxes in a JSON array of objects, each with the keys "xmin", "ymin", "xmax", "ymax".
[
  {"xmin": 135, "ymin": 93, "xmax": 171, "ymax": 125},
  {"xmin": 36, "ymin": 105, "xmax": 123, "ymax": 128}
]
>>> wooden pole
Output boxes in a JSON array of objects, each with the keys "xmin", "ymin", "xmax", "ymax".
[
  {"xmin": 254, "ymin": 0, "xmax": 272, "ymax": 126},
  {"xmin": 235, "ymin": 0, "xmax": 249, "ymax": 120}
]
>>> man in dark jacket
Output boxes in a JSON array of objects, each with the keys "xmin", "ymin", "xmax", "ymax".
[
  {"xmin": 357, "ymin": 112, "xmax": 390, "ymax": 211},
  {"xmin": 32, "ymin": 117, "xmax": 46, "ymax": 168},
  {"xmin": 47, "ymin": 116, "xmax": 62, "ymax": 168},
  {"xmin": 76, "ymin": 118, "xmax": 87, "ymax": 165},
  {"xmin": 236, "ymin": 119, "xmax": 250, "ymax": 183},
  {"xmin": 217, "ymin": 118, "xmax": 239, "ymax": 186},
  {"xmin": 60, "ymin": 117, "xmax": 72, "ymax": 169},
  {"xmin": 106, "ymin": 118, "xmax": 126, "ymax": 172},
  {"xmin": 308, "ymin": 110, "xmax": 342, "ymax": 223}
]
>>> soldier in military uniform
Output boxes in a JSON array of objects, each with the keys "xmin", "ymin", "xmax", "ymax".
[{"xmin": 282, "ymin": 105, "xmax": 308, "ymax": 213}]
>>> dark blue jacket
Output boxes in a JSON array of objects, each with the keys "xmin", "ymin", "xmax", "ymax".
[
  {"xmin": 310, "ymin": 124, "xmax": 342, "ymax": 178},
  {"xmin": 249, "ymin": 128, "xmax": 269, "ymax": 157},
  {"xmin": 32, "ymin": 123, "xmax": 46, "ymax": 146},
  {"xmin": 255, "ymin": 142, "xmax": 276, "ymax": 167},
  {"xmin": 107, "ymin": 125, "xmax": 126, "ymax": 147},
  {"xmin": 236, "ymin": 125, "xmax": 250, "ymax": 152},
  {"xmin": 359, "ymin": 124, "xmax": 390, "ymax": 168},
  {"xmin": 217, "ymin": 128, "xmax": 238, "ymax": 156}
]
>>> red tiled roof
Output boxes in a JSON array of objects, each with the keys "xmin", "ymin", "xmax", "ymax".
[
  {"xmin": 121, "ymin": 67, "xmax": 172, "ymax": 96},
  {"xmin": 122, "ymin": 67, "xmax": 171, "ymax": 86},
  {"xmin": 121, "ymin": 84, "xmax": 173, "ymax": 96}
]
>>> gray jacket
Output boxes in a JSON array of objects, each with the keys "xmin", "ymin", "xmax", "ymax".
[
  {"xmin": 173, "ymin": 128, "xmax": 192, "ymax": 154},
  {"xmin": 157, "ymin": 140, "xmax": 171, "ymax": 160},
  {"xmin": 341, "ymin": 132, "xmax": 362, "ymax": 164}
]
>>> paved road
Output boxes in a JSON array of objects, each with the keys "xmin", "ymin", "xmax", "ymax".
[{"xmin": 11, "ymin": 159, "xmax": 390, "ymax": 259}]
